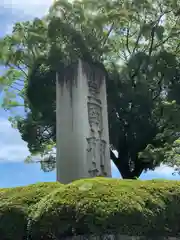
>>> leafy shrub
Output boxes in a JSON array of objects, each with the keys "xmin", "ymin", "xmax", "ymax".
[
  {"xmin": 0, "ymin": 182, "xmax": 61, "ymax": 240},
  {"xmin": 1, "ymin": 178, "xmax": 180, "ymax": 240},
  {"xmin": 28, "ymin": 178, "xmax": 180, "ymax": 239}
]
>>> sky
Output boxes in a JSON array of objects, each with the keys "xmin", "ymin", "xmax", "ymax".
[{"xmin": 0, "ymin": 0, "xmax": 180, "ymax": 188}]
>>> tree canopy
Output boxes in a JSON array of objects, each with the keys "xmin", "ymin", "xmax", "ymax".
[{"xmin": 1, "ymin": 0, "xmax": 180, "ymax": 178}]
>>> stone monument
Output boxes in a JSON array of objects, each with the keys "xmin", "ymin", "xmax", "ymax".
[{"xmin": 56, "ymin": 60, "xmax": 111, "ymax": 183}]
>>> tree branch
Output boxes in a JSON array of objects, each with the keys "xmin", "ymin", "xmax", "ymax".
[
  {"xmin": 103, "ymin": 22, "xmax": 115, "ymax": 46},
  {"xmin": 126, "ymin": 27, "xmax": 131, "ymax": 55},
  {"xmin": 9, "ymin": 85, "xmax": 21, "ymax": 92},
  {"xmin": 148, "ymin": 26, "xmax": 155, "ymax": 58},
  {"xmin": 152, "ymin": 75, "xmax": 163, "ymax": 101},
  {"xmin": 13, "ymin": 82, "xmax": 24, "ymax": 87},
  {"xmin": 36, "ymin": 158, "xmax": 56, "ymax": 163},
  {"xmin": 132, "ymin": 19, "xmax": 145, "ymax": 54},
  {"xmin": 17, "ymin": 64, "xmax": 28, "ymax": 78},
  {"xmin": 7, "ymin": 62, "xmax": 28, "ymax": 78},
  {"xmin": 154, "ymin": 31, "xmax": 180, "ymax": 50}
]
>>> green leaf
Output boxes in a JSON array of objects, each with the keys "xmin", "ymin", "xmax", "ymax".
[{"xmin": 155, "ymin": 26, "xmax": 164, "ymax": 40}]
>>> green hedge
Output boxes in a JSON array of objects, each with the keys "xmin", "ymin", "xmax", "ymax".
[
  {"xmin": 0, "ymin": 182, "xmax": 61, "ymax": 240},
  {"xmin": 1, "ymin": 178, "xmax": 180, "ymax": 240}
]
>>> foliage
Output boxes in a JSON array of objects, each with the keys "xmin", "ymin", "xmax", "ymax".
[
  {"xmin": 1, "ymin": 179, "xmax": 180, "ymax": 239},
  {"xmin": 0, "ymin": 182, "xmax": 61, "ymax": 240},
  {"xmin": 1, "ymin": 0, "xmax": 180, "ymax": 177}
]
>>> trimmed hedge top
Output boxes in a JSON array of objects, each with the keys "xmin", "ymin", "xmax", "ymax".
[{"xmin": 1, "ymin": 178, "xmax": 180, "ymax": 240}]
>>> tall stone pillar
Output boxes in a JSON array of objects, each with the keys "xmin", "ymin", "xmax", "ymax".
[{"xmin": 56, "ymin": 60, "xmax": 111, "ymax": 183}]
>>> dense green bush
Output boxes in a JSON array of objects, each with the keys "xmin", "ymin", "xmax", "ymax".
[
  {"xmin": 1, "ymin": 178, "xmax": 180, "ymax": 240},
  {"xmin": 0, "ymin": 182, "xmax": 61, "ymax": 240}
]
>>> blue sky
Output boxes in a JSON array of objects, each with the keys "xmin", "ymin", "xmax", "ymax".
[{"xmin": 0, "ymin": 0, "xmax": 180, "ymax": 188}]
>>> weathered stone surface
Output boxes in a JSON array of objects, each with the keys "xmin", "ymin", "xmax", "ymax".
[{"xmin": 56, "ymin": 60, "xmax": 111, "ymax": 183}]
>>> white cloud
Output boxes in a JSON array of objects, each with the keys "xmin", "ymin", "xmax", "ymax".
[
  {"xmin": 148, "ymin": 165, "xmax": 174, "ymax": 176},
  {"xmin": 0, "ymin": 117, "xmax": 29, "ymax": 162},
  {"xmin": 1, "ymin": 0, "xmax": 54, "ymax": 17}
]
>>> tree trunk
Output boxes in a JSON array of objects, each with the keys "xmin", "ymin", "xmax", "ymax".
[{"xmin": 110, "ymin": 150, "xmax": 144, "ymax": 179}]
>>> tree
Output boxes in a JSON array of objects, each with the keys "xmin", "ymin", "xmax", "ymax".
[{"xmin": 1, "ymin": 0, "xmax": 180, "ymax": 178}]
